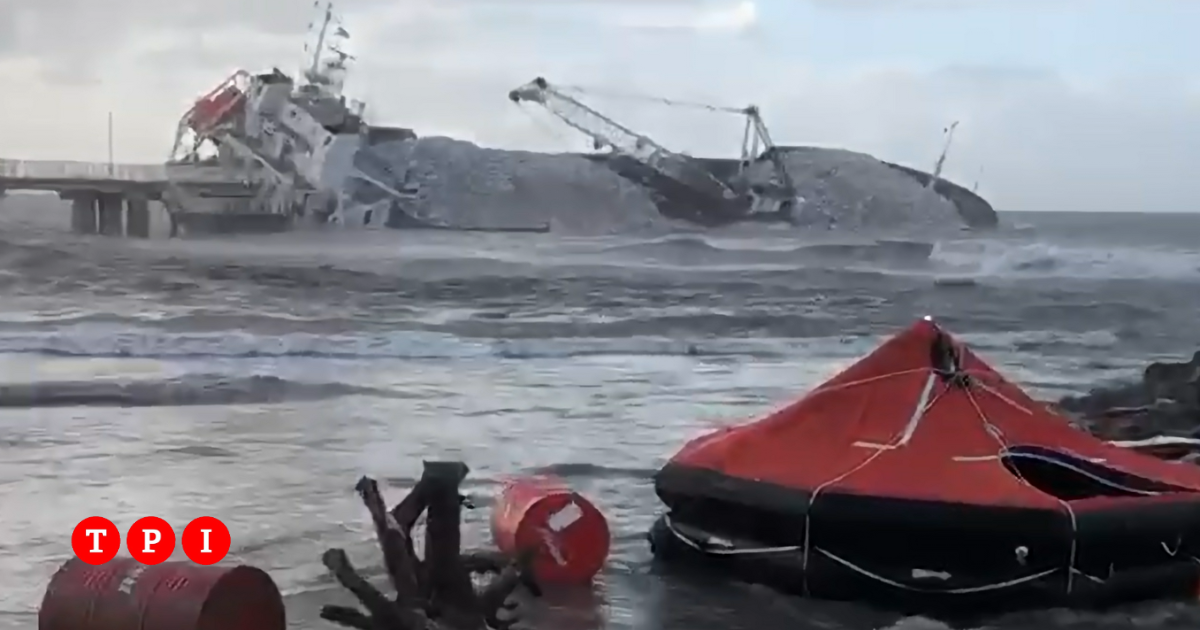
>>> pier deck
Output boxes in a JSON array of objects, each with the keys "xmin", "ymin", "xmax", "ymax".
[{"xmin": 0, "ymin": 159, "xmax": 254, "ymax": 237}]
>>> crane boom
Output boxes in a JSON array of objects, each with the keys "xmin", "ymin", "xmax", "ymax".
[{"xmin": 509, "ymin": 77, "xmax": 737, "ymax": 203}]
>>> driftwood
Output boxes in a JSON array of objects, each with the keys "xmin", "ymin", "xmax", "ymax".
[{"xmin": 320, "ymin": 461, "xmax": 541, "ymax": 630}]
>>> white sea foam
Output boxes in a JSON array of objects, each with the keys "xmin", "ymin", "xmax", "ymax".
[{"xmin": 932, "ymin": 239, "xmax": 1200, "ymax": 279}]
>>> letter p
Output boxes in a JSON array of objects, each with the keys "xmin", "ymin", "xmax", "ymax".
[{"xmin": 142, "ymin": 529, "xmax": 161, "ymax": 553}]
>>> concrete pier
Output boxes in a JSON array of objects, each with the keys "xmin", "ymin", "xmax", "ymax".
[
  {"xmin": 70, "ymin": 195, "xmax": 98, "ymax": 234},
  {"xmin": 0, "ymin": 158, "xmax": 254, "ymax": 239},
  {"xmin": 97, "ymin": 193, "xmax": 124, "ymax": 236},
  {"xmin": 125, "ymin": 196, "xmax": 150, "ymax": 238}
]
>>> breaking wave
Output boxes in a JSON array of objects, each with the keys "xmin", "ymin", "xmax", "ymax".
[
  {"xmin": 0, "ymin": 327, "xmax": 812, "ymax": 360},
  {"xmin": 931, "ymin": 240, "xmax": 1200, "ymax": 280},
  {"xmin": 600, "ymin": 234, "xmax": 935, "ymax": 267},
  {"xmin": 0, "ymin": 374, "xmax": 389, "ymax": 408}
]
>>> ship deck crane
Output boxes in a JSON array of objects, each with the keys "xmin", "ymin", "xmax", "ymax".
[{"xmin": 508, "ymin": 77, "xmax": 798, "ymax": 225}]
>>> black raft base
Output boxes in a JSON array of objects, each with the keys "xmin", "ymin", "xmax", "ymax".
[{"xmin": 647, "ymin": 515, "xmax": 1200, "ymax": 623}]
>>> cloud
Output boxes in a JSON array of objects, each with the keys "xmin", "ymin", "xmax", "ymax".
[
  {"xmin": 805, "ymin": 0, "xmax": 1072, "ymax": 10},
  {"xmin": 1, "ymin": 0, "xmax": 1197, "ymax": 213},
  {"xmin": 610, "ymin": 1, "xmax": 758, "ymax": 33}
]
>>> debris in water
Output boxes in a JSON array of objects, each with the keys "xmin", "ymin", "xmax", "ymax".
[{"xmin": 320, "ymin": 462, "xmax": 542, "ymax": 630}]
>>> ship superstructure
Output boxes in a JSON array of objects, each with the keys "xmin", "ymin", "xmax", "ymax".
[{"xmin": 164, "ymin": 2, "xmax": 415, "ymax": 235}]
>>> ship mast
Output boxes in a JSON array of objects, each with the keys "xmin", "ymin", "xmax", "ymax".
[
  {"xmin": 307, "ymin": 2, "xmax": 334, "ymax": 85},
  {"xmin": 928, "ymin": 120, "xmax": 959, "ymax": 189}
]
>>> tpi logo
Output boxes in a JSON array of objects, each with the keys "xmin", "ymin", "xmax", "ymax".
[{"xmin": 71, "ymin": 516, "xmax": 232, "ymax": 566}]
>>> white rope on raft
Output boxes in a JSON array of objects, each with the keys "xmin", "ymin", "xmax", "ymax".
[
  {"xmin": 663, "ymin": 515, "xmax": 802, "ymax": 555},
  {"xmin": 815, "ymin": 547, "xmax": 1060, "ymax": 594},
  {"xmin": 1110, "ymin": 435, "xmax": 1200, "ymax": 449},
  {"xmin": 663, "ymin": 515, "xmax": 1059, "ymax": 594}
]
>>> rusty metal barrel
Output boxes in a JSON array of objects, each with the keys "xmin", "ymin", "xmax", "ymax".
[
  {"xmin": 491, "ymin": 475, "xmax": 610, "ymax": 585},
  {"xmin": 38, "ymin": 557, "xmax": 286, "ymax": 630}
]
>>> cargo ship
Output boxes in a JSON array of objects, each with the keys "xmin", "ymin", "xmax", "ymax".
[{"xmin": 164, "ymin": 3, "xmax": 996, "ymax": 236}]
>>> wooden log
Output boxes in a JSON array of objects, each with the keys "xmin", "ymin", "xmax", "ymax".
[
  {"xmin": 319, "ymin": 605, "xmax": 375, "ymax": 630},
  {"xmin": 356, "ymin": 476, "xmax": 423, "ymax": 604},
  {"xmin": 422, "ymin": 462, "xmax": 488, "ymax": 629},
  {"xmin": 320, "ymin": 548, "xmax": 431, "ymax": 630},
  {"xmin": 321, "ymin": 464, "xmax": 541, "ymax": 630}
]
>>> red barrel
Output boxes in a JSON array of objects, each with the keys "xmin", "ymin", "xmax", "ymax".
[
  {"xmin": 38, "ymin": 558, "xmax": 285, "ymax": 630},
  {"xmin": 491, "ymin": 476, "xmax": 610, "ymax": 585}
]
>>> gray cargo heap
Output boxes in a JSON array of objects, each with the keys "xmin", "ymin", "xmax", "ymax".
[
  {"xmin": 346, "ymin": 76, "xmax": 995, "ymax": 235},
  {"xmin": 510, "ymin": 77, "xmax": 996, "ymax": 232},
  {"xmin": 352, "ymin": 135, "xmax": 996, "ymax": 236}
]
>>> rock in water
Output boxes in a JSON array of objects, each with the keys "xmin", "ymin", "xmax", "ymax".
[
  {"xmin": 1144, "ymin": 352, "xmax": 1200, "ymax": 407},
  {"xmin": 1058, "ymin": 351, "xmax": 1200, "ymax": 439}
]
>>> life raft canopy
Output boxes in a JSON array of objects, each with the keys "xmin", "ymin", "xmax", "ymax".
[
  {"xmin": 658, "ymin": 316, "xmax": 1200, "ymax": 511},
  {"xmin": 652, "ymin": 317, "xmax": 1200, "ymax": 612}
]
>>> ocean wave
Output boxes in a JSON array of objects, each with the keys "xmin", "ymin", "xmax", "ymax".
[
  {"xmin": 0, "ymin": 327, "xmax": 813, "ymax": 360},
  {"xmin": 956, "ymin": 329, "xmax": 1122, "ymax": 352},
  {"xmin": 526, "ymin": 462, "xmax": 657, "ymax": 480},
  {"xmin": 931, "ymin": 239, "xmax": 1200, "ymax": 280},
  {"xmin": 601, "ymin": 234, "xmax": 934, "ymax": 267},
  {"xmin": 0, "ymin": 374, "xmax": 391, "ymax": 408}
]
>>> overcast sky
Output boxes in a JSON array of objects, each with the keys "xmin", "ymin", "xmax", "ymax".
[{"xmin": 1, "ymin": 0, "xmax": 1197, "ymax": 211}]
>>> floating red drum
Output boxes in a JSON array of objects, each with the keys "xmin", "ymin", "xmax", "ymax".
[
  {"xmin": 491, "ymin": 475, "xmax": 611, "ymax": 585},
  {"xmin": 38, "ymin": 557, "xmax": 286, "ymax": 630}
]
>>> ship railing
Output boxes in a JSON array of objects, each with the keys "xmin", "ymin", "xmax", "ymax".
[
  {"xmin": 0, "ymin": 159, "xmax": 164, "ymax": 181},
  {"xmin": 0, "ymin": 159, "xmax": 251, "ymax": 185}
]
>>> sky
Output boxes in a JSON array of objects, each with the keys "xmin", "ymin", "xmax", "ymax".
[{"xmin": 1, "ymin": 0, "xmax": 1197, "ymax": 212}]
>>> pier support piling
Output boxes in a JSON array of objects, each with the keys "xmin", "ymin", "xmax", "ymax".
[
  {"xmin": 125, "ymin": 196, "xmax": 150, "ymax": 238},
  {"xmin": 97, "ymin": 193, "xmax": 124, "ymax": 236},
  {"xmin": 69, "ymin": 194, "xmax": 98, "ymax": 235}
]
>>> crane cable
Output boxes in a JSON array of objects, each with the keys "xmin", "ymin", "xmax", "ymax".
[
  {"xmin": 513, "ymin": 102, "xmax": 585, "ymax": 152},
  {"xmin": 554, "ymin": 84, "xmax": 747, "ymax": 116}
]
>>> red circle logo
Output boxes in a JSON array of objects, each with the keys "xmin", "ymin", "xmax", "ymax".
[
  {"xmin": 71, "ymin": 516, "xmax": 121, "ymax": 565},
  {"xmin": 126, "ymin": 517, "xmax": 176, "ymax": 565},
  {"xmin": 181, "ymin": 516, "xmax": 231, "ymax": 565}
]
